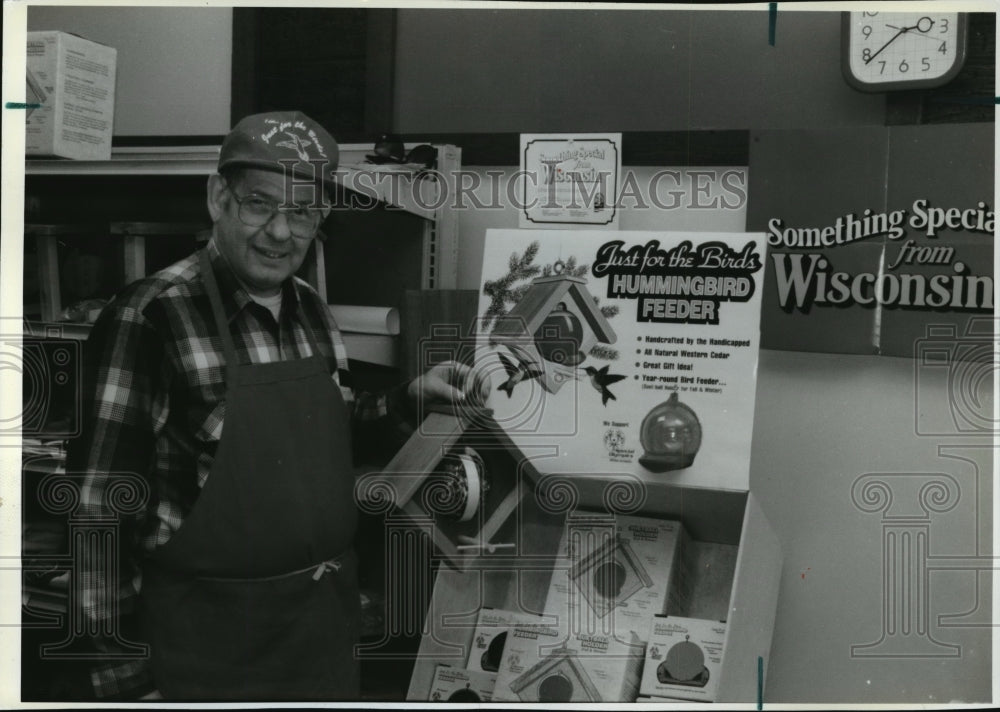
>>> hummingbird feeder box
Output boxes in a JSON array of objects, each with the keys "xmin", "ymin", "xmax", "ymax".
[{"xmin": 568, "ymin": 533, "xmax": 655, "ymax": 618}]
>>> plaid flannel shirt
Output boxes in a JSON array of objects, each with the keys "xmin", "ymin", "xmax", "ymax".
[{"xmin": 67, "ymin": 240, "xmax": 407, "ymax": 699}]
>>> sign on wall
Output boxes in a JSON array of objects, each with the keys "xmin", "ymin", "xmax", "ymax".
[
  {"xmin": 767, "ymin": 200, "xmax": 992, "ymax": 320},
  {"xmin": 748, "ymin": 125, "xmax": 994, "ymax": 358},
  {"xmin": 475, "ymin": 229, "xmax": 764, "ymax": 492},
  {"xmin": 519, "ymin": 134, "xmax": 622, "ymax": 229}
]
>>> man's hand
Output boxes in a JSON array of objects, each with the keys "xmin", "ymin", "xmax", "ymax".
[{"xmin": 407, "ymin": 360, "xmax": 490, "ymax": 408}]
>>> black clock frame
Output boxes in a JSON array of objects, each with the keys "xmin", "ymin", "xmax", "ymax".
[{"xmin": 840, "ymin": 11, "xmax": 969, "ymax": 93}]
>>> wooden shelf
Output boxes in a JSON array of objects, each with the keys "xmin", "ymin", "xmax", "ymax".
[
  {"xmin": 25, "ymin": 146, "xmax": 221, "ymax": 176},
  {"xmin": 24, "ymin": 144, "xmax": 462, "ymax": 331},
  {"xmin": 25, "ymin": 144, "xmax": 459, "ymax": 224}
]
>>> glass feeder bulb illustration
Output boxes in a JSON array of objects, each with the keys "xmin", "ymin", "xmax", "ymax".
[{"xmin": 639, "ymin": 392, "xmax": 703, "ymax": 472}]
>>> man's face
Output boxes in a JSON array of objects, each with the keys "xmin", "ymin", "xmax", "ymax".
[{"xmin": 207, "ymin": 168, "xmax": 328, "ymax": 297}]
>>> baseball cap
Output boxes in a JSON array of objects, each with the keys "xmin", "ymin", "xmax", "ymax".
[{"xmin": 218, "ymin": 111, "xmax": 339, "ymax": 188}]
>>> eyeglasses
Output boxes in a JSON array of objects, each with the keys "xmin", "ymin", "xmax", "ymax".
[{"xmin": 225, "ymin": 185, "xmax": 324, "ymax": 238}]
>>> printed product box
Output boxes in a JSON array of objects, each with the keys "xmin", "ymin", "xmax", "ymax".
[
  {"xmin": 543, "ymin": 513, "xmax": 692, "ymax": 643},
  {"xmin": 640, "ymin": 616, "xmax": 727, "ymax": 702},
  {"xmin": 26, "ymin": 31, "xmax": 117, "ymax": 160},
  {"xmin": 467, "ymin": 607, "xmax": 547, "ymax": 674},
  {"xmin": 427, "ymin": 665, "xmax": 496, "ymax": 703},
  {"xmin": 492, "ymin": 622, "xmax": 645, "ymax": 702}
]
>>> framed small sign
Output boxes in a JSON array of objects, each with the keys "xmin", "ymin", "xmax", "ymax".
[{"xmin": 520, "ymin": 134, "xmax": 621, "ymax": 228}]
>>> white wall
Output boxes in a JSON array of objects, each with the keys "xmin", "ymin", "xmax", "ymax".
[
  {"xmin": 27, "ymin": 6, "xmax": 232, "ymax": 136},
  {"xmin": 752, "ymin": 349, "xmax": 992, "ymax": 703},
  {"xmin": 454, "ymin": 166, "xmax": 748, "ymax": 289}
]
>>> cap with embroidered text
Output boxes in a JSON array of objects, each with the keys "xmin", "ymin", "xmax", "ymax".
[{"xmin": 219, "ymin": 111, "xmax": 339, "ymax": 188}]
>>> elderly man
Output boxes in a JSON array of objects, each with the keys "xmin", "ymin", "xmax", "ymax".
[{"xmin": 68, "ymin": 112, "xmax": 473, "ymax": 701}]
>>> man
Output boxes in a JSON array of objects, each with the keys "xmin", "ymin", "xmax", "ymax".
[{"xmin": 68, "ymin": 111, "xmax": 475, "ymax": 701}]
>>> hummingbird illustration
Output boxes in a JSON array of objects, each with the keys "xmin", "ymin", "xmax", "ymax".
[
  {"xmin": 276, "ymin": 132, "xmax": 313, "ymax": 161},
  {"xmin": 585, "ymin": 365, "xmax": 627, "ymax": 406},
  {"xmin": 496, "ymin": 351, "xmax": 543, "ymax": 398}
]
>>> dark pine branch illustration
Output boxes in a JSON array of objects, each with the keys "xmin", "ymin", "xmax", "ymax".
[{"xmin": 481, "ymin": 241, "xmax": 619, "ymax": 360}]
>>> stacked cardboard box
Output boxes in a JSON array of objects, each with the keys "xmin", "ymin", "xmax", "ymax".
[
  {"xmin": 467, "ymin": 608, "xmax": 548, "ymax": 674},
  {"xmin": 491, "ymin": 621, "xmax": 644, "ymax": 702},
  {"xmin": 428, "ymin": 665, "xmax": 497, "ymax": 703},
  {"xmin": 492, "ymin": 513, "xmax": 693, "ymax": 702},
  {"xmin": 543, "ymin": 512, "xmax": 692, "ymax": 641},
  {"xmin": 422, "ymin": 607, "xmax": 548, "ymax": 701},
  {"xmin": 26, "ymin": 31, "xmax": 117, "ymax": 160},
  {"xmin": 640, "ymin": 616, "xmax": 727, "ymax": 702}
]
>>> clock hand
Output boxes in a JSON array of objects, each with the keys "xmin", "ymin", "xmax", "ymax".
[
  {"xmin": 885, "ymin": 21, "xmax": 939, "ymax": 42},
  {"xmin": 864, "ymin": 18, "xmax": 932, "ymax": 64},
  {"xmin": 865, "ymin": 26, "xmax": 910, "ymax": 64},
  {"xmin": 885, "ymin": 19, "xmax": 934, "ymax": 33}
]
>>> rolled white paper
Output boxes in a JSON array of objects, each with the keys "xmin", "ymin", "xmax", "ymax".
[{"xmin": 329, "ymin": 305, "xmax": 400, "ymax": 335}]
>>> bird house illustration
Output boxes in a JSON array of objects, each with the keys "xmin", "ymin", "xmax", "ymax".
[
  {"xmin": 569, "ymin": 533, "xmax": 654, "ymax": 618},
  {"xmin": 489, "ymin": 274, "xmax": 616, "ymax": 394},
  {"xmin": 509, "ymin": 646, "xmax": 603, "ymax": 703}
]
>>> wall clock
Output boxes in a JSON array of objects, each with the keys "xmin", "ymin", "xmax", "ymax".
[{"xmin": 842, "ymin": 11, "xmax": 968, "ymax": 91}]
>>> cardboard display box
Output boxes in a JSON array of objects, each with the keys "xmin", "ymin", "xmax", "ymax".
[
  {"xmin": 543, "ymin": 512, "xmax": 692, "ymax": 644},
  {"xmin": 467, "ymin": 607, "xmax": 547, "ymax": 674},
  {"xmin": 491, "ymin": 622, "xmax": 644, "ymax": 702},
  {"xmin": 406, "ymin": 483, "xmax": 781, "ymax": 703},
  {"xmin": 640, "ymin": 616, "xmax": 727, "ymax": 702},
  {"xmin": 26, "ymin": 31, "xmax": 117, "ymax": 160},
  {"xmin": 427, "ymin": 665, "xmax": 496, "ymax": 703}
]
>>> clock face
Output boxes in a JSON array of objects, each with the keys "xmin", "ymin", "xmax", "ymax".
[{"xmin": 843, "ymin": 11, "xmax": 967, "ymax": 91}]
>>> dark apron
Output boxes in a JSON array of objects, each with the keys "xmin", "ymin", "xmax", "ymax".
[{"xmin": 140, "ymin": 250, "xmax": 359, "ymax": 701}]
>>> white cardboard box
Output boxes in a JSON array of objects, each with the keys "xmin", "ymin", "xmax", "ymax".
[
  {"xmin": 26, "ymin": 31, "xmax": 117, "ymax": 160},
  {"xmin": 543, "ymin": 512, "xmax": 691, "ymax": 643},
  {"xmin": 406, "ymin": 488, "xmax": 781, "ymax": 704},
  {"xmin": 491, "ymin": 622, "xmax": 645, "ymax": 702},
  {"xmin": 640, "ymin": 616, "xmax": 727, "ymax": 702},
  {"xmin": 467, "ymin": 607, "xmax": 547, "ymax": 673},
  {"xmin": 427, "ymin": 665, "xmax": 496, "ymax": 703}
]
